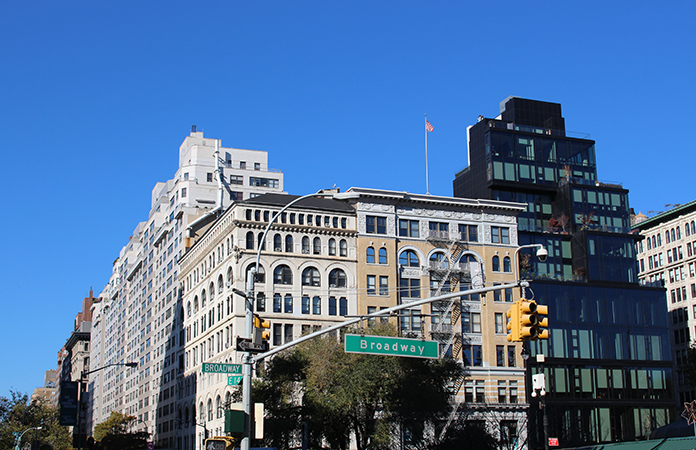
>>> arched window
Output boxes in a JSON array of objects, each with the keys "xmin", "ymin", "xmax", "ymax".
[
  {"xmin": 677, "ymin": 226, "xmax": 682, "ymax": 240},
  {"xmin": 217, "ymin": 275, "xmax": 224, "ymax": 294},
  {"xmin": 193, "ymin": 296, "xmax": 199, "ymax": 313},
  {"xmin": 302, "ymin": 267, "xmax": 321, "ymax": 286},
  {"xmin": 379, "ymin": 248, "xmax": 387, "ymax": 264},
  {"xmin": 313, "ymin": 237, "xmax": 321, "ymax": 255},
  {"xmin": 274, "ymin": 234, "xmax": 282, "ymax": 251},
  {"xmin": 503, "ymin": 256, "xmax": 511, "ymax": 272},
  {"xmin": 207, "ymin": 399, "xmax": 213, "ymax": 422},
  {"xmin": 216, "ymin": 395, "xmax": 222, "ymax": 418},
  {"xmin": 399, "ymin": 250, "xmax": 419, "ymax": 267},
  {"xmin": 254, "ymin": 210, "xmax": 260, "ymax": 222},
  {"xmin": 492, "ymin": 255, "xmax": 500, "ymax": 272},
  {"xmin": 258, "ymin": 233, "xmax": 266, "ymax": 250},
  {"xmin": 273, "ymin": 265, "xmax": 293, "ymax": 285},
  {"xmin": 687, "ymin": 224, "xmax": 692, "ymax": 237},
  {"xmin": 340, "ymin": 239, "xmax": 348, "ymax": 257},
  {"xmin": 201, "ymin": 290, "xmax": 207, "ymax": 307},
  {"xmin": 366, "ymin": 247, "xmax": 375, "ymax": 263},
  {"xmin": 186, "ymin": 302, "xmax": 191, "ymax": 318},
  {"xmin": 329, "ymin": 269, "xmax": 347, "ymax": 287},
  {"xmin": 328, "ymin": 238, "xmax": 337, "ymax": 256},
  {"xmin": 285, "ymin": 235, "xmax": 293, "ymax": 253},
  {"xmin": 302, "ymin": 236, "xmax": 310, "ymax": 254},
  {"xmin": 246, "ymin": 231, "xmax": 254, "ymax": 250},
  {"xmin": 227, "ymin": 267, "xmax": 233, "ymax": 286},
  {"xmin": 199, "ymin": 402, "xmax": 205, "ymax": 423},
  {"xmin": 209, "ymin": 282, "xmax": 215, "ymax": 299},
  {"xmin": 429, "ymin": 252, "xmax": 449, "ymax": 269},
  {"xmin": 692, "ymin": 221, "xmax": 695, "ymax": 235}
]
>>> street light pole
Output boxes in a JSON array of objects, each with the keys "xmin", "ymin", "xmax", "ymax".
[
  {"xmin": 241, "ymin": 190, "xmax": 359, "ymax": 450},
  {"xmin": 76, "ymin": 361, "xmax": 138, "ymax": 450},
  {"xmin": 15, "ymin": 426, "xmax": 41, "ymax": 450}
]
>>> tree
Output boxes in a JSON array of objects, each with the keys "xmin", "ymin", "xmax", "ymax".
[
  {"xmin": 0, "ymin": 391, "xmax": 71, "ymax": 450},
  {"xmin": 93, "ymin": 411, "xmax": 149, "ymax": 450},
  {"xmin": 252, "ymin": 324, "xmax": 461, "ymax": 450}
]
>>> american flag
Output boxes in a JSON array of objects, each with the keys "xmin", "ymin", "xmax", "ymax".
[{"xmin": 426, "ymin": 120, "xmax": 434, "ymax": 132}]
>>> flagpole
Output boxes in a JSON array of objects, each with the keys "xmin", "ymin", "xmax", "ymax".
[{"xmin": 425, "ymin": 113, "xmax": 430, "ymax": 195}]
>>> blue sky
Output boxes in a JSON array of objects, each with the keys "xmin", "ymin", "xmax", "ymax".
[{"xmin": 1, "ymin": 1, "xmax": 694, "ymax": 396}]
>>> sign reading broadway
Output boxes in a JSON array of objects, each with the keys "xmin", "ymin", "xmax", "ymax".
[
  {"xmin": 344, "ymin": 334, "xmax": 439, "ymax": 359},
  {"xmin": 202, "ymin": 362, "xmax": 242, "ymax": 374}
]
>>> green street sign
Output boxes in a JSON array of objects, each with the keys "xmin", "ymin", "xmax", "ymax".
[
  {"xmin": 227, "ymin": 375, "xmax": 243, "ymax": 386},
  {"xmin": 202, "ymin": 362, "xmax": 242, "ymax": 374},
  {"xmin": 344, "ymin": 334, "xmax": 439, "ymax": 359}
]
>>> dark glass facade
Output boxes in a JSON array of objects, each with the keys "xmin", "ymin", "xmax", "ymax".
[{"xmin": 453, "ymin": 97, "xmax": 673, "ymax": 447}]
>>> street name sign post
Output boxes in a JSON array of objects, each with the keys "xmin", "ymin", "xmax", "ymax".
[
  {"xmin": 344, "ymin": 334, "xmax": 439, "ymax": 359},
  {"xmin": 202, "ymin": 362, "xmax": 242, "ymax": 374}
]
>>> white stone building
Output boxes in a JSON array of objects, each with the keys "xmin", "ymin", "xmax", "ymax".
[
  {"xmin": 177, "ymin": 192, "xmax": 357, "ymax": 450},
  {"xmin": 88, "ymin": 129, "xmax": 285, "ymax": 449},
  {"xmin": 633, "ymin": 199, "xmax": 696, "ymax": 404}
]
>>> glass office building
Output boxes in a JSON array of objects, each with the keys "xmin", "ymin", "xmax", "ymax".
[{"xmin": 453, "ymin": 97, "xmax": 673, "ymax": 447}]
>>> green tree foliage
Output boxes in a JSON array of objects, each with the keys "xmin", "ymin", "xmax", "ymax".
[
  {"xmin": 0, "ymin": 390, "xmax": 71, "ymax": 450},
  {"xmin": 433, "ymin": 420, "xmax": 498, "ymax": 450},
  {"xmin": 93, "ymin": 411, "xmax": 149, "ymax": 450},
  {"xmin": 253, "ymin": 325, "xmax": 462, "ymax": 450}
]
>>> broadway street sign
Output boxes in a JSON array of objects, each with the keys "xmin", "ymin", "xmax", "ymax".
[
  {"xmin": 344, "ymin": 334, "xmax": 439, "ymax": 359},
  {"xmin": 202, "ymin": 362, "xmax": 242, "ymax": 374}
]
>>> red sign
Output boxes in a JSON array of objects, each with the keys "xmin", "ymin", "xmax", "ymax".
[{"xmin": 549, "ymin": 437, "xmax": 559, "ymax": 447}]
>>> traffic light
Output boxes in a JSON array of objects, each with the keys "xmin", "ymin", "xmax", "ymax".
[
  {"xmin": 518, "ymin": 300, "xmax": 539, "ymax": 340},
  {"xmin": 252, "ymin": 314, "xmax": 271, "ymax": 350},
  {"xmin": 506, "ymin": 302, "xmax": 520, "ymax": 342},
  {"xmin": 534, "ymin": 303, "xmax": 549, "ymax": 340},
  {"xmin": 204, "ymin": 436, "xmax": 237, "ymax": 450}
]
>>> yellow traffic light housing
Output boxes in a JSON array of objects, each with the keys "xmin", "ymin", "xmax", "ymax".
[
  {"xmin": 506, "ymin": 302, "xmax": 520, "ymax": 342},
  {"xmin": 204, "ymin": 436, "xmax": 238, "ymax": 449},
  {"xmin": 252, "ymin": 314, "xmax": 271, "ymax": 349},
  {"xmin": 534, "ymin": 303, "xmax": 549, "ymax": 340},
  {"xmin": 518, "ymin": 300, "xmax": 540, "ymax": 340}
]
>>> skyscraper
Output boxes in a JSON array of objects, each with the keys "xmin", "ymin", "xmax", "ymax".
[
  {"xmin": 453, "ymin": 97, "xmax": 673, "ymax": 447},
  {"xmin": 88, "ymin": 129, "xmax": 285, "ymax": 448}
]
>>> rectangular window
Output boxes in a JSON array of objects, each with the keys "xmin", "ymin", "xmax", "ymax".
[
  {"xmin": 508, "ymin": 346, "xmax": 516, "ymax": 367},
  {"xmin": 379, "ymin": 276, "xmax": 389, "ymax": 295},
  {"xmin": 496, "ymin": 345, "xmax": 505, "ymax": 367},
  {"xmin": 249, "ymin": 177, "xmax": 279, "ymax": 188},
  {"xmin": 491, "ymin": 226, "xmax": 510, "ymax": 244},
  {"xmin": 273, "ymin": 324, "xmax": 282, "ymax": 346},
  {"xmin": 459, "ymin": 224, "xmax": 478, "ymax": 242},
  {"xmin": 495, "ymin": 313, "xmax": 504, "ymax": 334},
  {"xmin": 429, "ymin": 221, "xmax": 449, "ymax": 239},
  {"xmin": 399, "ymin": 219, "xmax": 419, "ymax": 237},
  {"xmin": 367, "ymin": 216, "xmax": 387, "ymax": 234},
  {"xmin": 284, "ymin": 295, "xmax": 293, "ymax": 313},
  {"xmin": 284, "ymin": 324, "xmax": 293, "ymax": 344},
  {"xmin": 254, "ymin": 162, "xmax": 260, "ymax": 170},
  {"xmin": 181, "ymin": 187, "xmax": 187, "ymax": 198},
  {"xmin": 207, "ymin": 173, "xmax": 213, "ymax": 182},
  {"xmin": 229, "ymin": 175, "xmax": 243, "ymax": 185},
  {"xmin": 367, "ymin": 276, "xmax": 376, "ymax": 295},
  {"xmin": 302, "ymin": 296, "xmax": 310, "ymax": 314},
  {"xmin": 399, "ymin": 278, "xmax": 420, "ymax": 299},
  {"xmin": 312, "ymin": 296, "xmax": 321, "ymax": 315},
  {"xmin": 328, "ymin": 297, "xmax": 336, "ymax": 316},
  {"xmin": 471, "ymin": 313, "xmax": 481, "ymax": 333}
]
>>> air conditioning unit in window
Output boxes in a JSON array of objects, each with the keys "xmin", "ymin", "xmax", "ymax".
[
  {"xmin": 274, "ymin": 248, "xmax": 282, "ymax": 252},
  {"xmin": 302, "ymin": 250, "xmax": 310, "ymax": 254},
  {"xmin": 330, "ymin": 284, "xmax": 337, "ymax": 288}
]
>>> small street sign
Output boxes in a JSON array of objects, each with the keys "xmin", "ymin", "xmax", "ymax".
[
  {"xmin": 236, "ymin": 336, "xmax": 268, "ymax": 353},
  {"xmin": 202, "ymin": 362, "xmax": 242, "ymax": 374},
  {"xmin": 227, "ymin": 375, "xmax": 243, "ymax": 386},
  {"xmin": 344, "ymin": 334, "xmax": 439, "ymax": 359}
]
